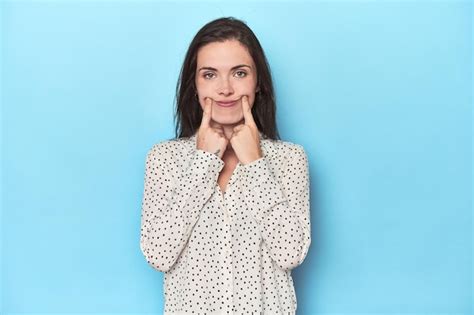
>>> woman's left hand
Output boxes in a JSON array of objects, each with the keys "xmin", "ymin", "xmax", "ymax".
[{"xmin": 229, "ymin": 95, "xmax": 263, "ymax": 165}]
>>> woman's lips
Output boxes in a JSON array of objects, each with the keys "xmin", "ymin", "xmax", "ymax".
[{"xmin": 216, "ymin": 100, "xmax": 238, "ymax": 107}]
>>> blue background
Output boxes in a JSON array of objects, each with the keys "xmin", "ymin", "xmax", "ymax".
[{"xmin": 1, "ymin": 0, "xmax": 472, "ymax": 314}]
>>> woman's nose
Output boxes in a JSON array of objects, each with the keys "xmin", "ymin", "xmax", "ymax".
[{"xmin": 218, "ymin": 78, "xmax": 234, "ymax": 95}]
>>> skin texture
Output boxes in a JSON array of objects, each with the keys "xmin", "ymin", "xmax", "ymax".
[{"xmin": 195, "ymin": 39, "xmax": 262, "ymax": 164}]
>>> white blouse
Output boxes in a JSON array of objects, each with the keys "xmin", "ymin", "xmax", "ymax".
[{"xmin": 140, "ymin": 131, "xmax": 311, "ymax": 315}]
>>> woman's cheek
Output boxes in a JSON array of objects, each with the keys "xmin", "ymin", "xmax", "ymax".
[
  {"xmin": 246, "ymin": 94, "xmax": 256, "ymax": 109},
  {"xmin": 194, "ymin": 89, "xmax": 203, "ymax": 107},
  {"xmin": 199, "ymin": 95, "xmax": 211, "ymax": 110}
]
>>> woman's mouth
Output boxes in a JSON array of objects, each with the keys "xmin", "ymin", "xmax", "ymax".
[{"xmin": 216, "ymin": 100, "xmax": 238, "ymax": 107}]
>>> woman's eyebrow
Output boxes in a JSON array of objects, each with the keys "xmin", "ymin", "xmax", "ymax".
[{"xmin": 198, "ymin": 64, "xmax": 252, "ymax": 72}]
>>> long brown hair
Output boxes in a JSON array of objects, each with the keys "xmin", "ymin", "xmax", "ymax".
[{"xmin": 173, "ymin": 17, "xmax": 281, "ymax": 140}]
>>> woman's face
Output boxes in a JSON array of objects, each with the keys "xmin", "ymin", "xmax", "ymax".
[{"xmin": 195, "ymin": 39, "xmax": 259, "ymax": 126}]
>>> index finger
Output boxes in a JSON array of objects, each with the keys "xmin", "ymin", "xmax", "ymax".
[
  {"xmin": 200, "ymin": 97, "xmax": 212, "ymax": 128},
  {"xmin": 242, "ymin": 95, "xmax": 256, "ymax": 128}
]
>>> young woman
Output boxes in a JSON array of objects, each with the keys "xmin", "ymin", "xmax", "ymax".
[{"xmin": 140, "ymin": 17, "xmax": 311, "ymax": 315}]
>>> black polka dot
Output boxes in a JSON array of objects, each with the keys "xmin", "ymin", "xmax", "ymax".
[{"xmin": 140, "ymin": 131, "xmax": 311, "ymax": 314}]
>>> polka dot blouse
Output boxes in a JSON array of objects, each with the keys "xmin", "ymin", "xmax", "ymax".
[{"xmin": 140, "ymin": 131, "xmax": 311, "ymax": 315}]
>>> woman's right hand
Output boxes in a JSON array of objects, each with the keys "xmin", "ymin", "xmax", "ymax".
[{"xmin": 196, "ymin": 97, "xmax": 228, "ymax": 160}]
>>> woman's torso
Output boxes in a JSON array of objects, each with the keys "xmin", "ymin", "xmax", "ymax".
[{"xmin": 140, "ymin": 131, "xmax": 311, "ymax": 315}]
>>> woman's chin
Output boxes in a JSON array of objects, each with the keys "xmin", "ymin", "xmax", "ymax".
[{"xmin": 212, "ymin": 115, "xmax": 244, "ymax": 126}]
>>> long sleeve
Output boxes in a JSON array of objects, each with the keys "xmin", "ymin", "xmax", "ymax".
[
  {"xmin": 240, "ymin": 144, "xmax": 311, "ymax": 271},
  {"xmin": 140, "ymin": 143, "xmax": 225, "ymax": 272}
]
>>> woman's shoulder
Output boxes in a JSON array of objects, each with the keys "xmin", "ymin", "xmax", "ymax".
[
  {"xmin": 146, "ymin": 136, "xmax": 195, "ymax": 160},
  {"xmin": 262, "ymin": 137, "xmax": 307, "ymax": 159}
]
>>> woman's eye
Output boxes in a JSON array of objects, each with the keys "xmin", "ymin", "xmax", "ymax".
[
  {"xmin": 203, "ymin": 72, "xmax": 215, "ymax": 79},
  {"xmin": 235, "ymin": 71, "xmax": 247, "ymax": 78}
]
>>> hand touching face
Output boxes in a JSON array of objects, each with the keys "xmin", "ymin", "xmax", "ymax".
[
  {"xmin": 196, "ymin": 97, "xmax": 229, "ymax": 159},
  {"xmin": 228, "ymin": 95, "xmax": 263, "ymax": 164},
  {"xmin": 196, "ymin": 94, "xmax": 262, "ymax": 165}
]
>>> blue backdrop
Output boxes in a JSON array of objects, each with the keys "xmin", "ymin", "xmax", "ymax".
[{"xmin": 1, "ymin": 0, "xmax": 472, "ymax": 314}]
